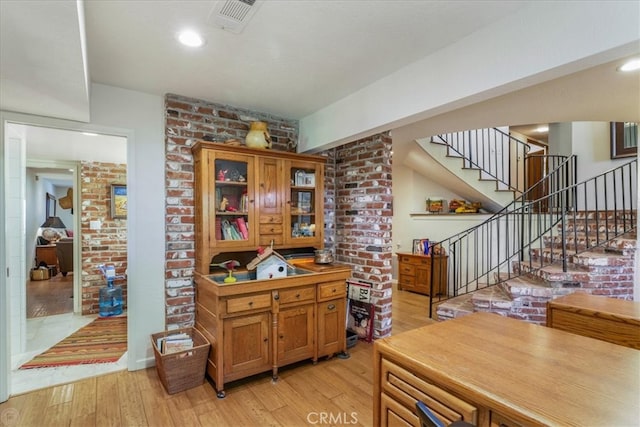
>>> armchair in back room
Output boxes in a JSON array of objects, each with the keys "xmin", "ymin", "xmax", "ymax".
[{"xmin": 56, "ymin": 238, "xmax": 74, "ymax": 277}]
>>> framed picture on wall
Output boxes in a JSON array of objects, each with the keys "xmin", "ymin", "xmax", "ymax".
[{"xmin": 111, "ymin": 184, "xmax": 127, "ymax": 219}]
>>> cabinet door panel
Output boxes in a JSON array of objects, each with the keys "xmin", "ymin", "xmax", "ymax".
[
  {"xmin": 277, "ymin": 304, "xmax": 315, "ymax": 365},
  {"xmin": 317, "ymin": 299, "xmax": 346, "ymax": 357},
  {"xmin": 285, "ymin": 160, "xmax": 324, "ymax": 247},
  {"xmin": 210, "ymin": 152, "xmax": 256, "ymax": 249},
  {"xmin": 223, "ymin": 313, "xmax": 271, "ymax": 379},
  {"xmin": 258, "ymin": 157, "xmax": 283, "ymax": 215}
]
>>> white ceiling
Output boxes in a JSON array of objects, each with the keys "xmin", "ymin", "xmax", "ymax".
[{"xmin": 0, "ymin": 0, "xmax": 638, "ymax": 141}]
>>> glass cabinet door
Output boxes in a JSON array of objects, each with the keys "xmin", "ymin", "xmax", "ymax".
[
  {"xmin": 212, "ymin": 154, "xmax": 254, "ymax": 246},
  {"xmin": 287, "ymin": 161, "xmax": 323, "ymax": 245}
]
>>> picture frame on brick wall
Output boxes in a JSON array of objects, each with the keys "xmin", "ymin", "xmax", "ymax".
[{"xmin": 111, "ymin": 184, "xmax": 127, "ymax": 219}]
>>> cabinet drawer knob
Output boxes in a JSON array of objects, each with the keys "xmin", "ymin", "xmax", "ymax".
[
  {"xmin": 328, "ymin": 304, "xmax": 336, "ymax": 310},
  {"xmin": 248, "ymin": 301, "xmax": 253, "ymax": 306},
  {"xmin": 296, "ymin": 293, "xmax": 300, "ymax": 298},
  {"xmin": 273, "ymin": 294, "xmax": 279, "ymax": 301}
]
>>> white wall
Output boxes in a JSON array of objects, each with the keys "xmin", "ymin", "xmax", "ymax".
[
  {"xmin": 299, "ymin": 1, "xmax": 640, "ymax": 152},
  {"xmin": 89, "ymin": 83, "xmax": 166, "ymax": 370},
  {"xmin": 391, "ymin": 125, "xmax": 491, "ymax": 277}
]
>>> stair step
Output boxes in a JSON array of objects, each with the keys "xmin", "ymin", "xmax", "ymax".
[
  {"xmin": 434, "ymin": 294, "xmax": 474, "ymax": 321},
  {"xmin": 471, "ymin": 286, "xmax": 512, "ymax": 313},
  {"xmin": 516, "ymin": 262, "xmax": 591, "ymax": 283},
  {"xmin": 499, "ymin": 275, "xmax": 554, "ymax": 298},
  {"xmin": 543, "ymin": 235, "xmax": 637, "ymax": 254},
  {"xmin": 570, "ymin": 210, "xmax": 637, "ymax": 222},
  {"xmin": 530, "ymin": 248, "xmax": 635, "ymax": 266},
  {"xmin": 560, "ymin": 223, "xmax": 636, "ymax": 234}
]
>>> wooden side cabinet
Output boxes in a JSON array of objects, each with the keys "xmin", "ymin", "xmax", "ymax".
[
  {"xmin": 547, "ymin": 293, "xmax": 640, "ymax": 349},
  {"xmin": 397, "ymin": 253, "xmax": 447, "ymax": 296},
  {"xmin": 194, "ymin": 266, "xmax": 351, "ymax": 398}
]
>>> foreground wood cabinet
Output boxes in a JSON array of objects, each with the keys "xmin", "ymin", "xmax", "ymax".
[
  {"xmin": 193, "ymin": 142, "xmax": 326, "ymax": 273},
  {"xmin": 397, "ymin": 253, "xmax": 448, "ymax": 296},
  {"xmin": 195, "ymin": 263, "xmax": 351, "ymax": 398},
  {"xmin": 547, "ymin": 293, "xmax": 640, "ymax": 349},
  {"xmin": 374, "ymin": 312, "xmax": 640, "ymax": 427}
]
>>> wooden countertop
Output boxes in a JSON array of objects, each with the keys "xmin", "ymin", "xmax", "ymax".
[
  {"xmin": 194, "ymin": 261, "xmax": 352, "ymax": 297},
  {"xmin": 375, "ymin": 312, "xmax": 640, "ymax": 426},
  {"xmin": 548, "ymin": 293, "xmax": 640, "ymax": 324},
  {"xmin": 288, "ymin": 259, "xmax": 352, "ymax": 273}
]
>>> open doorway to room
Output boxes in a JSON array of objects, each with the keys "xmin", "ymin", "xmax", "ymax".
[
  {"xmin": 5, "ymin": 122, "xmax": 129, "ymax": 394},
  {"xmin": 26, "ymin": 165, "xmax": 75, "ymax": 318}
]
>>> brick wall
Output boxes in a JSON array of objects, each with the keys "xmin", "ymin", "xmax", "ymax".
[
  {"xmin": 329, "ymin": 133, "xmax": 394, "ymax": 339},
  {"xmin": 80, "ymin": 161, "xmax": 127, "ymax": 314},
  {"xmin": 164, "ymin": 93, "xmax": 299, "ymax": 327}
]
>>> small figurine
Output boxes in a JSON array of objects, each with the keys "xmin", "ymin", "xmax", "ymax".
[
  {"xmin": 217, "ymin": 169, "xmax": 227, "ymax": 181},
  {"xmin": 219, "ymin": 197, "xmax": 229, "ymax": 211}
]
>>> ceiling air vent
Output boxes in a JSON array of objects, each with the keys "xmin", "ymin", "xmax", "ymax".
[{"xmin": 209, "ymin": 0, "xmax": 262, "ymax": 34}]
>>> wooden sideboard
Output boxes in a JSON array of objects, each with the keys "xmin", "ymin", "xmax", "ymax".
[
  {"xmin": 397, "ymin": 253, "xmax": 447, "ymax": 296},
  {"xmin": 36, "ymin": 245, "xmax": 57, "ymax": 266},
  {"xmin": 547, "ymin": 293, "xmax": 640, "ymax": 349},
  {"xmin": 373, "ymin": 312, "xmax": 640, "ymax": 427},
  {"xmin": 195, "ymin": 262, "xmax": 351, "ymax": 398}
]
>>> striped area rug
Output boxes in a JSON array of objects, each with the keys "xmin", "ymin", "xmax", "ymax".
[{"xmin": 20, "ymin": 315, "xmax": 127, "ymax": 369}]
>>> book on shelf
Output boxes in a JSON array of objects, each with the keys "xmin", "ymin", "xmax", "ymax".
[
  {"xmin": 220, "ymin": 219, "xmax": 248, "ymax": 240},
  {"xmin": 236, "ymin": 217, "xmax": 249, "ymax": 239}
]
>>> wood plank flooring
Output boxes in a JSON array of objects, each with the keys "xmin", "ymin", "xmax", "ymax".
[{"xmin": 1, "ymin": 285, "xmax": 434, "ymax": 426}]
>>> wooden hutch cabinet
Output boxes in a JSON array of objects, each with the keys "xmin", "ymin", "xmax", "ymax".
[
  {"xmin": 192, "ymin": 142, "xmax": 350, "ymax": 398},
  {"xmin": 192, "ymin": 142, "xmax": 326, "ymax": 273},
  {"xmin": 397, "ymin": 253, "xmax": 448, "ymax": 296}
]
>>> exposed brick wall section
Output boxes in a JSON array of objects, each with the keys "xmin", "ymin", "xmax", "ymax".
[
  {"xmin": 330, "ymin": 132, "xmax": 393, "ymax": 339},
  {"xmin": 321, "ymin": 149, "xmax": 337, "ymax": 250},
  {"xmin": 80, "ymin": 162, "xmax": 128, "ymax": 315},
  {"xmin": 164, "ymin": 93, "xmax": 298, "ymax": 328}
]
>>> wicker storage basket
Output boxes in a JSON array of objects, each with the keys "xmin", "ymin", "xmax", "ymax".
[
  {"xmin": 30, "ymin": 268, "xmax": 49, "ymax": 281},
  {"xmin": 151, "ymin": 327, "xmax": 210, "ymax": 394}
]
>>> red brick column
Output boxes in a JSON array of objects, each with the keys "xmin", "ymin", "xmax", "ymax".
[
  {"xmin": 80, "ymin": 161, "xmax": 127, "ymax": 314},
  {"xmin": 330, "ymin": 132, "xmax": 394, "ymax": 339},
  {"xmin": 164, "ymin": 93, "xmax": 298, "ymax": 327}
]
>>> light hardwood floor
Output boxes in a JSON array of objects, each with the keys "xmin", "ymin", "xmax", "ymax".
[{"xmin": 1, "ymin": 285, "xmax": 434, "ymax": 426}]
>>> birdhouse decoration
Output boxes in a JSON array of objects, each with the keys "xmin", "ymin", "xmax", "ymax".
[{"xmin": 247, "ymin": 247, "xmax": 292, "ymax": 280}]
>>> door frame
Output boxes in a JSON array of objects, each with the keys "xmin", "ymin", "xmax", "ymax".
[{"xmin": 1, "ymin": 111, "xmax": 131, "ymax": 402}]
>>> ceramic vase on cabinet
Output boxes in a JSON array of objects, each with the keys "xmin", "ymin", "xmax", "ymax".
[{"xmin": 245, "ymin": 121, "xmax": 272, "ymax": 149}]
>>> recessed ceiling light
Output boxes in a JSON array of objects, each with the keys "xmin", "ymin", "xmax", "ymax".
[
  {"xmin": 178, "ymin": 30, "xmax": 205, "ymax": 48},
  {"xmin": 535, "ymin": 126, "xmax": 549, "ymax": 133},
  {"xmin": 618, "ymin": 58, "xmax": 640, "ymax": 72},
  {"xmin": 82, "ymin": 132, "xmax": 98, "ymax": 136}
]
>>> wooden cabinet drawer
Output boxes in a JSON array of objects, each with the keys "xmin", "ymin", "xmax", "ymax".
[
  {"xmin": 381, "ymin": 358, "xmax": 477, "ymax": 425},
  {"xmin": 399, "ymin": 264, "xmax": 415, "ymax": 276},
  {"xmin": 399, "ymin": 255, "xmax": 415, "ymax": 264},
  {"xmin": 226, "ymin": 292, "xmax": 272, "ymax": 314},
  {"xmin": 259, "ymin": 215, "xmax": 283, "ymax": 224},
  {"xmin": 318, "ymin": 281, "xmax": 346, "ymax": 301},
  {"xmin": 278, "ymin": 285, "xmax": 315, "ymax": 305},
  {"xmin": 491, "ymin": 412, "xmax": 522, "ymax": 427},
  {"xmin": 380, "ymin": 393, "xmax": 417, "ymax": 427},
  {"xmin": 398, "ymin": 275, "xmax": 415, "ymax": 287},
  {"xmin": 259, "ymin": 235, "xmax": 284, "ymax": 246},
  {"xmin": 259, "ymin": 223, "xmax": 284, "ymax": 234}
]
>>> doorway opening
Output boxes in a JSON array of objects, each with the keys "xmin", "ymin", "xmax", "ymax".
[{"xmin": 4, "ymin": 121, "xmax": 128, "ymax": 394}]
